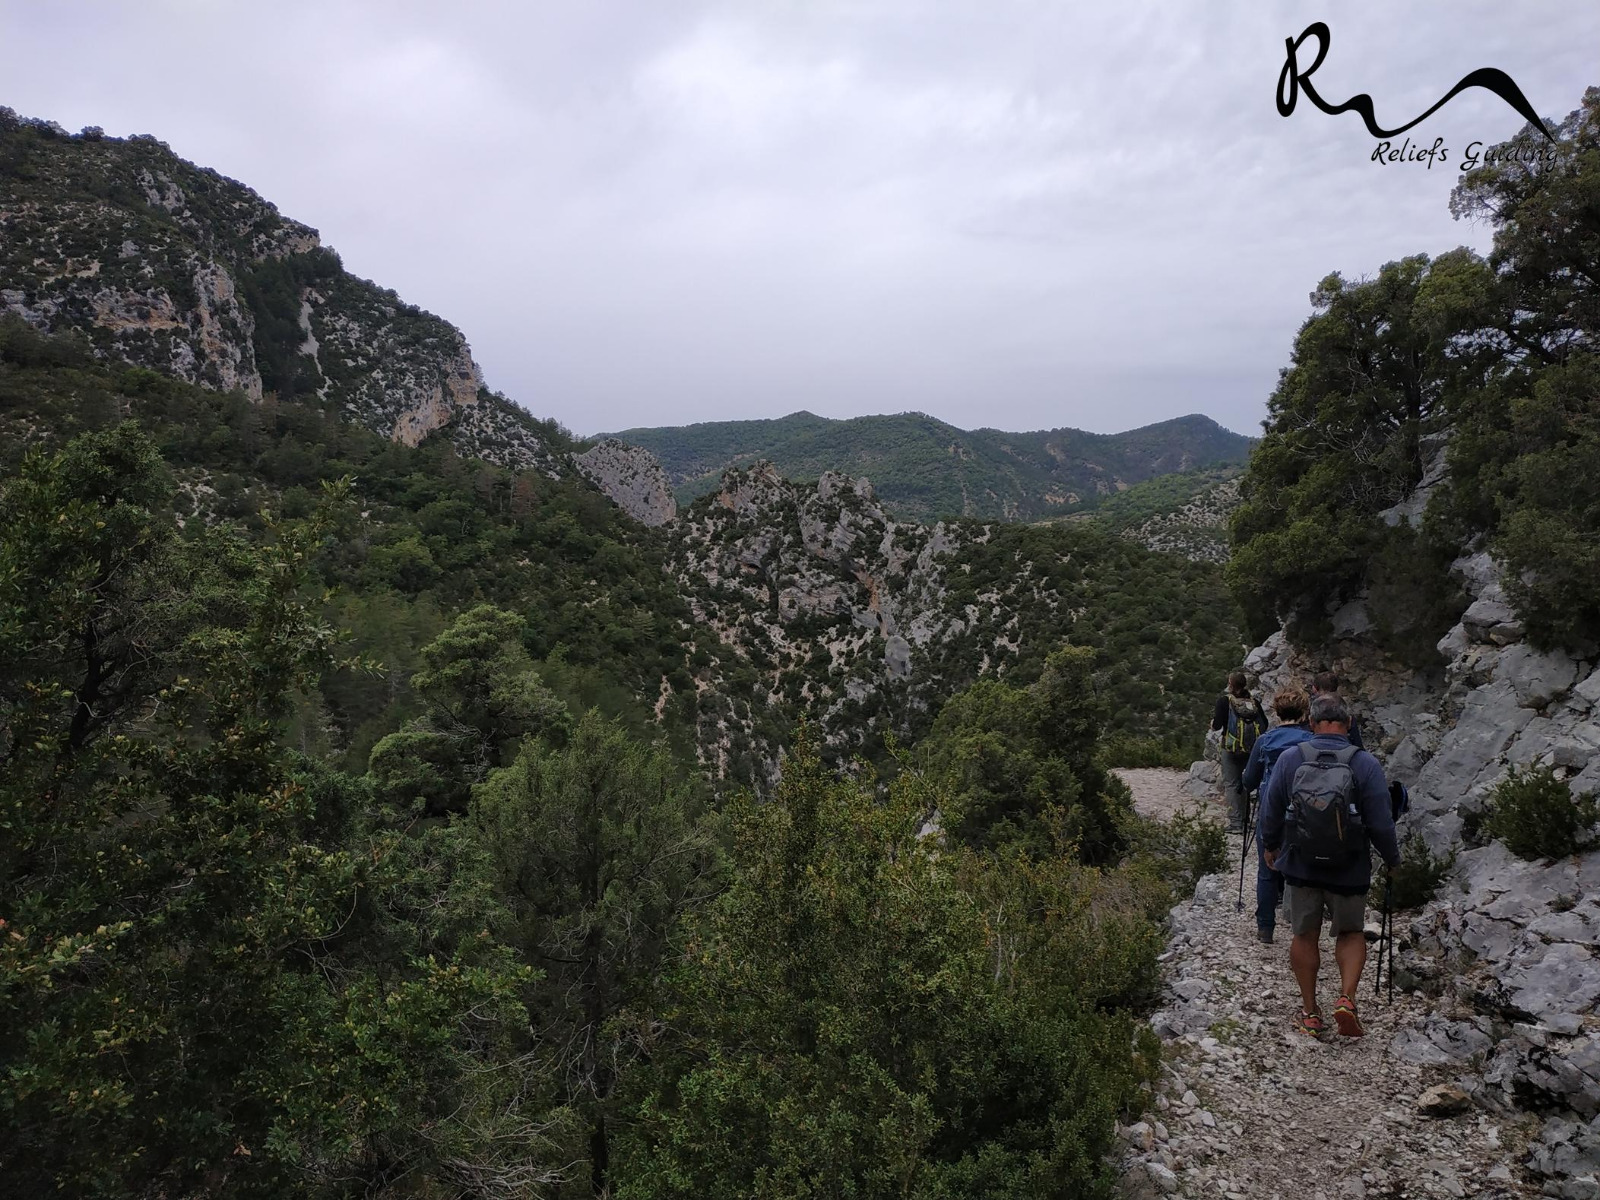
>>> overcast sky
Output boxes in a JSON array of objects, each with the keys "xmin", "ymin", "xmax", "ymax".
[{"xmin": 2, "ymin": 2, "xmax": 1595, "ymax": 437}]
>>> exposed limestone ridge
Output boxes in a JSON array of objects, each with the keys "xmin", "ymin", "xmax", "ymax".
[
  {"xmin": 674, "ymin": 462, "xmax": 962, "ymax": 774},
  {"xmin": 574, "ymin": 439, "xmax": 677, "ymax": 526},
  {"xmin": 0, "ymin": 107, "xmax": 557, "ymax": 477},
  {"xmin": 1116, "ymin": 476, "xmax": 1239, "ymax": 564}
]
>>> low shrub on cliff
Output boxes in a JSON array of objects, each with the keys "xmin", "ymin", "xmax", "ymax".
[
  {"xmin": 1484, "ymin": 766, "xmax": 1600, "ymax": 861},
  {"xmin": 1385, "ymin": 831, "xmax": 1456, "ymax": 910}
]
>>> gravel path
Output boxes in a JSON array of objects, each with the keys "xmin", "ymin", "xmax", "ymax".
[
  {"xmin": 1117, "ymin": 769, "xmax": 1538, "ymax": 1200},
  {"xmin": 1115, "ymin": 767, "xmax": 1214, "ymax": 825}
]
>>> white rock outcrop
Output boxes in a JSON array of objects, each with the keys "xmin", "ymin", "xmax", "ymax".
[{"xmin": 574, "ymin": 439, "xmax": 677, "ymax": 526}]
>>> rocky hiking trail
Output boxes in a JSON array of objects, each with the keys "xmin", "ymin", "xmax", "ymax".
[{"xmin": 1114, "ymin": 768, "xmax": 1539, "ymax": 1200}]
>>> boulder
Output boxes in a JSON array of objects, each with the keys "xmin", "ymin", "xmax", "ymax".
[
  {"xmin": 1503, "ymin": 943, "xmax": 1600, "ymax": 1021},
  {"xmin": 1462, "ymin": 583, "xmax": 1524, "ymax": 645},
  {"xmin": 1417, "ymin": 1083, "xmax": 1473, "ymax": 1116},
  {"xmin": 1390, "ymin": 1018, "xmax": 1493, "ymax": 1066},
  {"xmin": 1577, "ymin": 667, "xmax": 1600, "ymax": 711},
  {"xmin": 883, "ymin": 634, "xmax": 912, "ymax": 680},
  {"xmin": 1389, "ymin": 714, "xmax": 1444, "ymax": 784},
  {"xmin": 1185, "ymin": 759, "xmax": 1220, "ymax": 801},
  {"xmin": 1331, "ymin": 598, "xmax": 1374, "ymax": 639},
  {"xmin": 1412, "ymin": 682, "xmax": 1534, "ymax": 805},
  {"xmin": 1500, "ymin": 644, "xmax": 1581, "ymax": 709},
  {"xmin": 1452, "ymin": 551, "xmax": 1500, "ymax": 598},
  {"xmin": 1437, "ymin": 621, "xmax": 1471, "ymax": 663},
  {"xmin": 1509, "ymin": 717, "xmax": 1565, "ymax": 767}
]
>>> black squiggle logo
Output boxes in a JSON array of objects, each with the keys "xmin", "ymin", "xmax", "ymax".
[{"xmin": 1278, "ymin": 22, "xmax": 1555, "ymax": 143}]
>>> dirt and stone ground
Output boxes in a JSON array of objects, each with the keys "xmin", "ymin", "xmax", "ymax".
[{"xmin": 1111, "ymin": 768, "xmax": 1541, "ymax": 1200}]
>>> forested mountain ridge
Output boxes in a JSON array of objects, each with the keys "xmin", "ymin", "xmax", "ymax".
[
  {"xmin": 606, "ymin": 408, "xmax": 1254, "ymax": 523},
  {"xmin": 0, "ymin": 285, "xmax": 1241, "ymax": 1200},
  {"xmin": 1082, "ymin": 466, "xmax": 1242, "ymax": 564}
]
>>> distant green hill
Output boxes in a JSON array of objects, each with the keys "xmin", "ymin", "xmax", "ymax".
[{"xmin": 603, "ymin": 410, "xmax": 1253, "ymax": 523}]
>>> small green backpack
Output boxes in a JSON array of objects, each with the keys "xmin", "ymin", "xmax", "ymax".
[{"xmin": 1222, "ymin": 698, "xmax": 1265, "ymax": 753}]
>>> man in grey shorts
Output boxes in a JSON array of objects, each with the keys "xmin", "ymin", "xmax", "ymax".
[{"xmin": 1259, "ymin": 693, "xmax": 1400, "ymax": 1038}]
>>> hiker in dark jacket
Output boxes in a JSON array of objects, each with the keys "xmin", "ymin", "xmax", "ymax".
[
  {"xmin": 1240, "ymin": 685, "xmax": 1312, "ymax": 944},
  {"xmin": 1310, "ymin": 671, "xmax": 1364, "ymax": 750},
  {"xmin": 1260, "ymin": 693, "xmax": 1400, "ymax": 1039},
  {"xmin": 1211, "ymin": 671, "xmax": 1266, "ymax": 834}
]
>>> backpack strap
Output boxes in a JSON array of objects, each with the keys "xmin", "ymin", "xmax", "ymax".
[{"xmin": 1331, "ymin": 745, "xmax": 1360, "ymax": 767}]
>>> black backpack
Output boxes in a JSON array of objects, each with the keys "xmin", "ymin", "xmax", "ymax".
[{"xmin": 1285, "ymin": 744, "xmax": 1365, "ymax": 866}]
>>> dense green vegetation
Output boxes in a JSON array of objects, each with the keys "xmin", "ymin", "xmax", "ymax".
[
  {"xmin": 0, "ymin": 415, "xmax": 1213, "ymax": 1195},
  {"xmin": 1230, "ymin": 90, "xmax": 1600, "ymax": 658},
  {"xmin": 0, "ymin": 318, "xmax": 695, "ymax": 775},
  {"xmin": 608, "ymin": 409, "xmax": 1253, "ymax": 523},
  {"xmin": 1085, "ymin": 466, "xmax": 1239, "ymax": 537},
  {"xmin": 623, "ymin": 731, "xmax": 1167, "ymax": 1200}
]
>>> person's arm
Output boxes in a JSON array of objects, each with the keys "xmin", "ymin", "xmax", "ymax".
[
  {"xmin": 1347, "ymin": 716, "xmax": 1365, "ymax": 750},
  {"xmin": 1260, "ymin": 746, "xmax": 1296, "ymax": 860},
  {"xmin": 1242, "ymin": 738, "xmax": 1266, "ymax": 794},
  {"xmin": 1359, "ymin": 753, "xmax": 1400, "ymax": 867},
  {"xmin": 1211, "ymin": 695, "xmax": 1228, "ymax": 732}
]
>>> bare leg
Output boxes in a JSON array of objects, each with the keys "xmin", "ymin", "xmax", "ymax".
[
  {"xmin": 1333, "ymin": 931, "xmax": 1367, "ymax": 998},
  {"xmin": 1289, "ymin": 932, "xmax": 1320, "ymax": 1013}
]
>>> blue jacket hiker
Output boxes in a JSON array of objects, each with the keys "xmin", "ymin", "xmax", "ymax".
[
  {"xmin": 1242, "ymin": 720, "xmax": 1313, "ymax": 941},
  {"xmin": 1259, "ymin": 733, "xmax": 1400, "ymax": 895},
  {"xmin": 1258, "ymin": 692, "xmax": 1401, "ymax": 1040}
]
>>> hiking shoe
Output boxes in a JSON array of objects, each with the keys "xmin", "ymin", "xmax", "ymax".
[
  {"xmin": 1257, "ymin": 927, "xmax": 1274, "ymax": 944},
  {"xmin": 1296, "ymin": 1010, "xmax": 1327, "ymax": 1038},
  {"xmin": 1333, "ymin": 995, "xmax": 1365, "ymax": 1038}
]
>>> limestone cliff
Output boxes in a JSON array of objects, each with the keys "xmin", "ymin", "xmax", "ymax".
[
  {"xmin": 670, "ymin": 462, "xmax": 1240, "ymax": 785},
  {"xmin": 0, "ymin": 108, "xmax": 560, "ymax": 476},
  {"xmin": 574, "ymin": 439, "xmax": 677, "ymax": 526}
]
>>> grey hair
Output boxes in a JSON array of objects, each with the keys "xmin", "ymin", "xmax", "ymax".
[{"xmin": 1308, "ymin": 692, "xmax": 1351, "ymax": 728}]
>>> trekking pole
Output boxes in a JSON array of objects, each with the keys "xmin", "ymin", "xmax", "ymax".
[
  {"xmin": 1372, "ymin": 868, "xmax": 1394, "ymax": 1002},
  {"xmin": 1385, "ymin": 869, "xmax": 1395, "ymax": 1004},
  {"xmin": 1235, "ymin": 792, "xmax": 1254, "ymax": 912}
]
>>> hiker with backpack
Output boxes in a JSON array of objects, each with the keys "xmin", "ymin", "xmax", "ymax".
[
  {"xmin": 1211, "ymin": 671, "xmax": 1266, "ymax": 834},
  {"xmin": 1239, "ymin": 685, "xmax": 1313, "ymax": 944},
  {"xmin": 1259, "ymin": 692, "xmax": 1400, "ymax": 1039}
]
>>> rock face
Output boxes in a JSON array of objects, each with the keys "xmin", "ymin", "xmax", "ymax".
[
  {"xmin": 1221, "ymin": 543, "xmax": 1600, "ymax": 1195},
  {"xmin": 670, "ymin": 462, "xmax": 1231, "ymax": 784},
  {"xmin": 574, "ymin": 439, "xmax": 677, "ymax": 526},
  {"xmin": 0, "ymin": 108, "xmax": 561, "ymax": 476},
  {"xmin": 1113, "ymin": 476, "xmax": 1240, "ymax": 564},
  {"xmin": 671, "ymin": 464, "xmax": 960, "ymax": 778}
]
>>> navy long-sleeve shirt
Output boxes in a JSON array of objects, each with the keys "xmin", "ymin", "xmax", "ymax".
[{"xmin": 1259, "ymin": 733, "xmax": 1400, "ymax": 894}]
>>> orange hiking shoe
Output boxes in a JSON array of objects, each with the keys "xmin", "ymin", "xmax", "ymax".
[
  {"xmin": 1333, "ymin": 994, "xmax": 1364, "ymax": 1038},
  {"xmin": 1296, "ymin": 1010, "xmax": 1327, "ymax": 1039}
]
